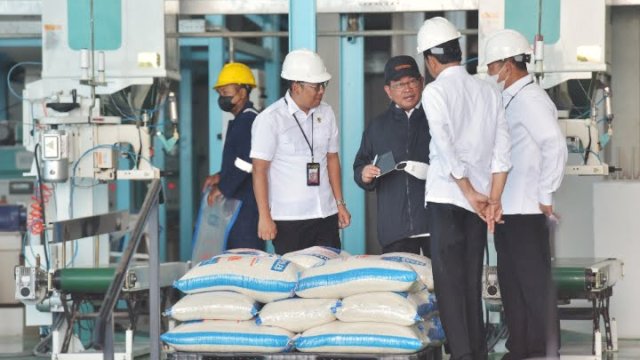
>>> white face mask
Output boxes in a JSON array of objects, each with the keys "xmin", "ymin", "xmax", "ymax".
[{"xmin": 486, "ymin": 64, "xmax": 507, "ymax": 92}]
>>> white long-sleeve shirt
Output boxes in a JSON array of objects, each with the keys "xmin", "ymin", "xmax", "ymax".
[
  {"xmin": 500, "ymin": 74, "xmax": 568, "ymax": 214},
  {"xmin": 422, "ymin": 66, "xmax": 511, "ymax": 213}
]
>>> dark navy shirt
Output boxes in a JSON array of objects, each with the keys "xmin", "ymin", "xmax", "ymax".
[{"xmin": 218, "ymin": 101, "xmax": 263, "ymax": 250}]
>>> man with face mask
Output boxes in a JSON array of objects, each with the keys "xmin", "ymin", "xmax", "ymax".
[
  {"xmin": 416, "ymin": 17, "xmax": 511, "ymax": 360},
  {"xmin": 203, "ymin": 62, "xmax": 262, "ymax": 250},
  {"xmin": 251, "ymin": 49, "xmax": 351, "ymax": 254},
  {"xmin": 485, "ymin": 29, "xmax": 567, "ymax": 360}
]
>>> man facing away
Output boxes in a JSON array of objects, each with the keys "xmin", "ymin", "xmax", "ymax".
[
  {"xmin": 417, "ymin": 17, "xmax": 512, "ymax": 360},
  {"xmin": 353, "ymin": 55, "xmax": 431, "ymax": 256},
  {"xmin": 485, "ymin": 28, "xmax": 567, "ymax": 360},
  {"xmin": 250, "ymin": 49, "xmax": 351, "ymax": 254}
]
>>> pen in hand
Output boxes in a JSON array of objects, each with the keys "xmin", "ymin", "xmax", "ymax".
[{"xmin": 372, "ymin": 154, "xmax": 378, "ymax": 166}]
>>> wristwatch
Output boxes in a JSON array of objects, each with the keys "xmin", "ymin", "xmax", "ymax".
[{"xmin": 336, "ymin": 199, "xmax": 346, "ymax": 206}]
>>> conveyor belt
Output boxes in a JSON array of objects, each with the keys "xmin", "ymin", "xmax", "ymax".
[
  {"xmin": 551, "ymin": 258, "xmax": 623, "ymax": 299},
  {"xmin": 50, "ymin": 262, "xmax": 188, "ymax": 294}
]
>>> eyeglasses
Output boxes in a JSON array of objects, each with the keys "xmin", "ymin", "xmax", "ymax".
[
  {"xmin": 300, "ymin": 81, "xmax": 329, "ymax": 91},
  {"xmin": 389, "ymin": 78, "xmax": 421, "ymax": 91}
]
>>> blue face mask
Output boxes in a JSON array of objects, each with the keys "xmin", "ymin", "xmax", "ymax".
[{"xmin": 218, "ymin": 95, "xmax": 235, "ymax": 112}]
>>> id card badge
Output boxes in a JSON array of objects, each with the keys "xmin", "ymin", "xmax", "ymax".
[{"xmin": 307, "ymin": 162, "xmax": 320, "ymax": 186}]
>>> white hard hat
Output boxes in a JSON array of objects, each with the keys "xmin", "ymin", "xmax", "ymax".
[
  {"xmin": 281, "ymin": 49, "xmax": 332, "ymax": 83},
  {"xmin": 416, "ymin": 17, "xmax": 461, "ymax": 53},
  {"xmin": 484, "ymin": 29, "xmax": 532, "ymax": 65}
]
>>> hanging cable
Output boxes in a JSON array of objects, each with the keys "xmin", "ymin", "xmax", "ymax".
[{"xmin": 6, "ymin": 61, "xmax": 42, "ymax": 101}]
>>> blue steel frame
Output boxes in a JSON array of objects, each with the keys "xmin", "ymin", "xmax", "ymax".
[
  {"xmin": 289, "ymin": 0, "xmax": 316, "ymax": 51},
  {"xmin": 179, "ymin": 46, "xmax": 194, "ymax": 261},
  {"xmin": 339, "ymin": 15, "xmax": 365, "ymax": 254},
  {"xmin": 264, "ymin": 15, "xmax": 282, "ymax": 105}
]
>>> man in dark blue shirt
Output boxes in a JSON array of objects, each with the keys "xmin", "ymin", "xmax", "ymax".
[{"xmin": 203, "ymin": 62, "xmax": 262, "ymax": 250}]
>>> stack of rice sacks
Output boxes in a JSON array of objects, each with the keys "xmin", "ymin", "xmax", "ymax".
[
  {"xmin": 161, "ymin": 248, "xmax": 300, "ymax": 353},
  {"xmin": 161, "ymin": 247, "xmax": 444, "ymax": 354},
  {"xmin": 289, "ymin": 251, "xmax": 444, "ymax": 354}
]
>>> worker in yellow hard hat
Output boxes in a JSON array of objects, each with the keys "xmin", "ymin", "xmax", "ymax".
[{"xmin": 203, "ymin": 62, "xmax": 263, "ymax": 250}]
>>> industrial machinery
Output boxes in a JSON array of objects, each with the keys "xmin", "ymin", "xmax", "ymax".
[
  {"xmin": 478, "ymin": 0, "xmax": 615, "ymax": 176},
  {"xmin": 11, "ymin": 0, "xmax": 184, "ymax": 359},
  {"xmin": 483, "ymin": 258, "xmax": 624, "ymax": 357}
]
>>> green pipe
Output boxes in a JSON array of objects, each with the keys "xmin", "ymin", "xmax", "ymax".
[{"xmin": 53, "ymin": 268, "xmax": 116, "ymax": 293}]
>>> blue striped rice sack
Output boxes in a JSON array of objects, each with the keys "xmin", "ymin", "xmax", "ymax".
[
  {"xmin": 334, "ymin": 292, "xmax": 422, "ymax": 326},
  {"xmin": 282, "ymin": 246, "xmax": 350, "ymax": 270},
  {"xmin": 173, "ymin": 256, "xmax": 298, "ymax": 303},
  {"xmin": 296, "ymin": 256, "xmax": 417, "ymax": 298},
  {"xmin": 161, "ymin": 320, "xmax": 294, "ymax": 353},
  {"xmin": 296, "ymin": 321, "xmax": 428, "ymax": 353},
  {"xmin": 380, "ymin": 252, "xmax": 434, "ymax": 290},
  {"xmin": 164, "ymin": 291, "xmax": 260, "ymax": 321},
  {"xmin": 256, "ymin": 297, "xmax": 338, "ymax": 332}
]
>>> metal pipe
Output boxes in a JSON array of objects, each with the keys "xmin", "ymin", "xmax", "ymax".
[
  {"xmin": 228, "ymin": 37, "xmax": 235, "ymax": 62},
  {"xmin": 62, "ymin": 238, "xmax": 66, "ymax": 269},
  {"xmin": 93, "ymin": 236, "xmax": 99, "ymax": 266},
  {"xmin": 4, "ymin": 28, "xmax": 478, "ymax": 40},
  {"xmin": 76, "ymin": 312, "xmax": 130, "ymax": 319},
  {"xmin": 174, "ymin": 28, "xmax": 478, "ymax": 38},
  {"xmin": 88, "ymin": 0, "xmax": 97, "ymax": 123}
]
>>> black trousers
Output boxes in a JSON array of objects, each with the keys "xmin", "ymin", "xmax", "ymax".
[
  {"xmin": 428, "ymin": 202, "xmax": 487, "ymax": 360},
  {"xmin": 494, "ymin": 214, "xmax": 560, "ymax": 360},
  {"xmin": 382, "ymin": 236, "xmax": 431, "ymax": 258},
  {"xmin": 273, "ymin": 214, "xmax": 341, "ymax": 255}
]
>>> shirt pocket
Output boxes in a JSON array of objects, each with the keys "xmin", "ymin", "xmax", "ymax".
[
  {"xmin": 313, "ymin": 123, "xmax": 331, "ymax": 154},
  {"xmin": 281, "ymin": 129, "xmax": 312, "ymax": 157}
]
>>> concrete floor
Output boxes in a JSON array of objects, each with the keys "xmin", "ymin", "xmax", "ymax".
[{"xmin": 0, "ymin": 331, "xmax": 638, "ymax": 359}]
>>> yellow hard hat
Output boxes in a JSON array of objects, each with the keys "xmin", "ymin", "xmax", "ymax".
[{"xmin": 213, "ymin": 62, "xmax": 256, "ymax": 89}]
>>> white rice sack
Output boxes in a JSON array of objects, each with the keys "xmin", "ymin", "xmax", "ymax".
[
  {"xmin": 164, "ymin": 291, "xmax": 259, "ymax": 321},
  {"xmin": 381, "ymin": 252, "xmax": 434, "ymax": 290},
  {"xmin": 335, "ymin": 292, "xmax": 421, "ymax": 326},
  {"xmin": 174, "ymin": 256, "xmax": 298, "ymax": 303},
  {"xmin": 296, "ymin": 321, "xmax": 427, "ymax": 353},
  {"xmin": 408, "ymin": 286, "xmax": 438, "ymax": 317},
  {"xmin": 296, "ymin": 256, "xmax": 417, "ymax": 298},
  {"xmin": 257, "ymin": 298, "xmax": 338, "ymax": 332},
  {"xmin": 282, "ymin": 246, "xmax": 350, "ymax": 270},
  {"xmin": 161, "ymin": 320, "xmax": 294, "ymax": 353},
  {"xmin": 219, "ymin": 248, "xmax": 274, "ymax": 257}
]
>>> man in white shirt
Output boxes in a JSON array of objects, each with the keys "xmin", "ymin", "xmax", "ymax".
[
  {"xmin": 250, "ymin": 49, "xmax": 351, "ymax": 254},
  {"xmin": 417, "ymin": 17, "xmax": 511, "ymax": 360},
  {"xmin": 485, "ymin": 29, "xmax": 567, "ymax": 360}
]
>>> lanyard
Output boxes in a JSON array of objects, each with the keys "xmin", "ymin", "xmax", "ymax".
[
  {"xmin": 505, "ymin": 80, "xmax": 534, "ymax": 109},
  {"xmin": 284, "ymin": 98, "xmax": 314, "ymax": 161}
]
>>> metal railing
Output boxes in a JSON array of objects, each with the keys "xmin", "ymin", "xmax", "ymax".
[{"xmin": 92, "ymin": 179, "xmax": 162, "ymax": 360}]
